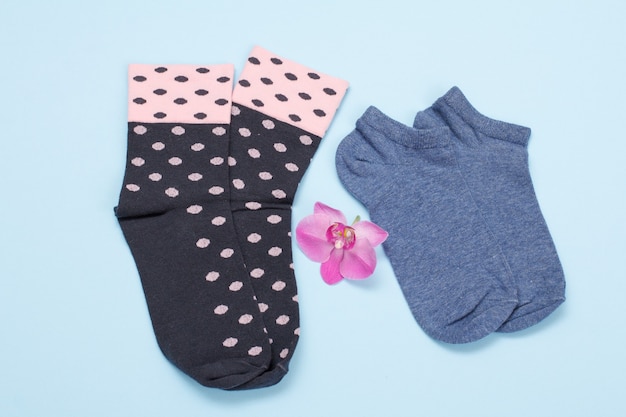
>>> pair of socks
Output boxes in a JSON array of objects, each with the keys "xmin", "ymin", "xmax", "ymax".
[
  {"xmin": 336, "ymin": 87, "xmax": 565, "ymax": 344},
  {"xmin": 115, "ymin": 46, "xmax": 348, "ymax": 389}
]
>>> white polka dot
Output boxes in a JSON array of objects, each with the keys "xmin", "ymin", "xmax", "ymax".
[
  {"xmin": 232, "ymin": 179, "xmax": 245, "ymax": 189},
  {"xmin": 268, "ymin": 247, "xmax": 283, "ymax": 257},
  {"xmin": 191, "ymin": 143, "xmax": 205, "ymax": 151},
  {"xmin": 294, "ymin": 327, "xmax": 300, "ymax": 336},
  {"xmin": 300, "ymin": 135, "xmax": 313, "ymax": 145},
  {"xmin": 212, "ymin": 216, "xmax": 226, "ymax": 226},
  {"xmin": 165, "ymin": 187, "xmax": 179, "ymax": 197},
  {"xmin": 231, "ymin": 105, "xmax": 241, "ymax": 116},
  {"xmin": 228, "ymin": 156, "xmax": 237, "ymax": 166},
  {"xmin": 205, "ymin": 271, "xmax": 220, "ymax": 281},
  {"xmin": 229, "ymin": 281, "xmax": 243, "ymax": 291},
  {"xmin": 223, "ymin": 337, "xmax": 238, "ymax": 347},
  {"xmin": 280, "ymin": 348, "xmax": 289, "ymax": 359},
  {"xmin": 210, "ymin": 156, "xmax": 224, "ymax": 165},
  {"xmin": 196, "ymin": 238, "xmax": 210, "ymax": 248},
  {"xmin": 248, "ymin": 346, "xmax": 263, "ymax": 356},
  {"xmin": 148, "ymin": 173, "xmax": 162, "ymax": 181},
  {"xmin": 131, "ymin": 157, "xmax": 145, "ymax": 167},
  {"xmin": 262, "ymin": 120, "xmax": 275, "ymax": 129},
  {"xmin": 250, "ymin": 268, "xmax": 265, "ymax": 278},
  {"xmin": 239, "ymin": 127, "xmax": 251, "ymax": 137},
  {"xmin": 267, "ymin": 215, "xmax": 282, "ymax": 224},
  {"xmin": 186, "ymin": 205, "xmax": 202, "ymax": 214},
  {"xmin": 292, "ymin": 294, "xmax": 299, "ymax": 302},
  {"xmin": 126, "ymin": 184, "xmax": 140, "ymax": 192},
  {"xmin": 152, "ymin": 142, "xmax": 165, "ymax": 151},
  {"xmin": 248, "ymin": 148, "xmax": 261, "ymax": 158},
  {"xmin": 258, "ymin": 303, "xmax": 269, "ymax": 312},
  {"xmin": 209, "ymin": 186, "xmax": 224, "ymax": 195},
  {"xmin": 269, "ymin": 338, "xmax": 273, "ymax": 344},
  {"xmin": 289, "ymin": 263, "xmax": 294, "ymax": 269},
  {"xmin": 221, "ymin": 248, "xmax": 235, "ymax": 258},
  {"xmin": 188, "ymin": 173, "xmax": 203, "ymax": 181},
  {"xmin": 171, "ymin": 126, "xmax": 185, "ymax": 135},
  {"xmin": 212, "ymin": 126, "xmax": 226, "ymax": 136},
  {"xmin": 259, "ymin": 172, "xmax": 273, "ymax": 180},
  {"xmin": 239, "ymin": 314, "xmax": 253, "ymax": 324},
  {"xmin": 272, "ymin": 281, "xmax": 286, "ymax": 291},
  {"xmin": 285, "ymin": 163, "xmax": 299, "ymax": 172},
  {"xmin": 272, "ymin": 189, "xmax": 287, "ymax": 199},
  {"xmin": 247, "ymin": 233, "xmax": 262, "ymax": 243},
  {"xmin": 214, "ymin": 305, "xmax": 228, "ymax": 315},
  {"xmin": 168, "ymin": 157, "xmax": 182, "ymax": 166},
  {"xmin": 276, "ymin": 315, "xmax": 290, "ymax": 325},
  {"xmin": 134, "ymin": 125, "xmax": 147, "ymax": 135},
  {"xmin": 246, "ymin": 202, "xmax": 262, "ymax": 210},
  {"xmin": 273, "ymin": 143, "xmax": 287, "ymax": 152}
]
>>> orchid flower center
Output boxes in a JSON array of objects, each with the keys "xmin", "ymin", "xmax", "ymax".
[{"xmin": 326, "ymin": 222, "xmax": 356, "ymax": 250}]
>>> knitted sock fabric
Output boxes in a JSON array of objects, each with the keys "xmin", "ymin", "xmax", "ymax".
[
  {"xmin": 336, "ymin": 107, "xmax": 518, "ymax": 344},
  {"xmin": 228, "ymin": 46, "xmax": 348, "ymax": 387},
  {"xmin": 116, "ymin": 64, "xmax": 271, "ymax": 389},
  {"xmin": 412, "ymin": 86, "xmax": 565, "ymax": 332}
]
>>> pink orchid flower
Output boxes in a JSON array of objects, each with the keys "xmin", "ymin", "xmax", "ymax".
[{"xmin": 295, "ymin": 202, "xmax": 388, "ymax": 285}]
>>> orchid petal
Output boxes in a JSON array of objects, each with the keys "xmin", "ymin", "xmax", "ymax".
[
  {"xmin": 339, "ymin": 238, "xmax": 377, "ymax": 280},
  {"xmin": 295, "ymin": 214, "xmax": 335, "ymax": 262},
  {"xmin": 320, "ymin": 248, "xmax": 345, "ymax": 285},
  {"xmin": 353, "ymin": 220, "xmax": 389, "ymax": 247},
  {"xmin": 313, "ymin": 201, "xmax": 347, "ymax": 224}
]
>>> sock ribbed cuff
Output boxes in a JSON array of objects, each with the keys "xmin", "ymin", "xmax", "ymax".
[
  {"xmin": 232, "ymin": 46, "xmax": 349, "ymax": 138},
  {"xmin": 128, "ymin": 63, "xmax": 234, "ymax": 124},
  {"xmin": 430, "ymin": 86, "xmax": 531, "ymax": 146},
  {"xmin": 358, "ymin": 106, "xmax": 451, "ymax": 149}
]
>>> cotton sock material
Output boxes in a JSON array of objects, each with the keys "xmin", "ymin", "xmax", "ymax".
[
  {"xmin": 116, "ymin": 64, "xmax": 271, "ymax": 389},
  {"xmin": 227, "ymin": 46, "xmax": 348, "ymax": 387},
  {"xmin": 412, "ymin": 87, "xmax": 565, "ymax": 332},
  {"xmin": 336, "ymin": 107, "xmax": 518, "ymax": 344}
]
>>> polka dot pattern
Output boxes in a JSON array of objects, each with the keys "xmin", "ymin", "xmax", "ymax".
[
  {"xmin": 232, "ymin": 46, "xmax": 348, "ymax": 137},
  {"xmin": 250, "ymin": 268, "xmax": 265, "ymax": 278},
  {"xmin": 119, "ymin": 52, "xmax": 347, "ymax": 387},
  {"xmin": 128, "ymin": 63, "xmax": 233, "ymax": 124},
  {"xmin": 165, "ymin": 187, "xmax": 179, "ymax": 197},
  {"xmin": 118, "ymin": 67, "xmax": 282, "ymax": 387},
  {"xmin": 223, "ymin": 337, "xmax": 238, "ymax": 348},
  {"xmin": 226, "ymin": 83, "xmax": 344, "ymax": 374},
  {"xmin": 196, "ymin": 238, "xmax": 210, "ymax": 248},
  {"xmin": 119, "ymin": 123, "xmax": 242, "ymax": 218},
  {"xmin": 212, "ymin": 216, "xmax": 226, "ymax": 226},
  {"xmin": 205, "ymin": 271, "xmax": 220, "ymax": 282},
  {"xmin": 239, "ymin": 314, "xmax": 253, "ymax": 324}
]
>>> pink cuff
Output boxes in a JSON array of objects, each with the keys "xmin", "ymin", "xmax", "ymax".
[
  {"xmin": 232, "ymin": 46, "xmax": 349, "ymax": 137},
  {"xmin": 128, "ymin": 64, "xmax": 233, "ymax": 124}
]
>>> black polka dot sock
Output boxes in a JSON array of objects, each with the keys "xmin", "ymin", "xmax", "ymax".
[
  {"xmin": 227, "ymin": 46, "xmax": 348, "ymax": 389},
  {"xmin": 115, "ymin": 64, "xmax": 272, "ymax": 389}
]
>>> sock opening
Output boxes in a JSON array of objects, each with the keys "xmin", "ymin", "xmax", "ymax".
[{"xmin": 436, "ymin": 86, "xmax": 531, "ymax": 146}]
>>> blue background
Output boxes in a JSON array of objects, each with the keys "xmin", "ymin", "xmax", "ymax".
[{"xmin": 1, "ymin": 1, "xmax": 625, "ymax": 416}]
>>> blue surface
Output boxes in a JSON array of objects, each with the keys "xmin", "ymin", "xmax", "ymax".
[{"xmin": 1, "ymin": 1, "xmax": 625, "ymax": 416}]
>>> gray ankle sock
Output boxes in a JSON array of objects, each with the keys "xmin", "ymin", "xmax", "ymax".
[
  {"xmin": 412, "ymin": 87, "xmax": 565, "ymax": 332},
  {"xmin": 335, "ymin": 106, "xmax": 518, "ymax": 344}
]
